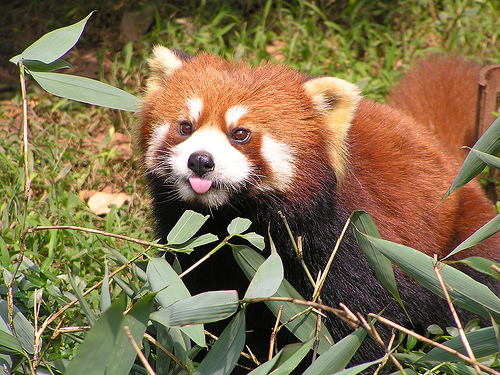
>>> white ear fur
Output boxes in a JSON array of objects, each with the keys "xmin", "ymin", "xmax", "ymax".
[
  {"xmin": 303, "ymin": 77, "xmax": 361, "ymax": 184},
  {"xmin": 146, "ymin": 46, "xmax": 184, "ymax": 91}
]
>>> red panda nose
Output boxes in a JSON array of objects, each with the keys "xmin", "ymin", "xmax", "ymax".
[{"xmin": 188, "ymin": 152, "xmax": 215, "ymax": 177}]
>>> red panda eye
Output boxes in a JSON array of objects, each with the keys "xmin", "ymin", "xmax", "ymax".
[
  {"xmin": 231, "ymin": 128, "xmax": 251, "ymax": 143},
  {"xmin": 179, "ymin": 121, "xmax": 193, "ymax": 135}
]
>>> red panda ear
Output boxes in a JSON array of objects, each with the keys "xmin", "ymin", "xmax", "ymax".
[
  {"xmin": 146, "ymin": 46, "xmax": 185, "ymax": 92},
  {"xmin": 303, "ymin": 77, "xmax": 361, "ymax": 184}
]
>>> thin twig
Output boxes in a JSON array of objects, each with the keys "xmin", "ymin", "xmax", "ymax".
[
  {"xmin": 373, "ymin": 315, "xmax": 500, "ymax": 375},
  {"xmin": 269, "ymin": 305, "xmax": 284, "ymax": 360},
  {"xmin": 278, "ymin": 212, "xmax": 316, "ymax": 288},
  {"xmin": 24, "ymin": 225, "xmax": 173, "ymax": 251},
  {"xmin": 312, "ymin": 212, "xmax": 353, "ymax": 301},
  {"xmin": 178, "ymin": 236, "xmax": 231, "ymax": 278},
  {"xmin": 33, "ymin": 245, "xmax": 152, "ymax": 347},
  {"xmin": 203, "ymin": 330, "xmax": 259, "ymax": 364},
  {"xmin": 124, "ymin": 326, "xmax": 155, "ymax": 375},
  {"xmin": 434, "ymin": 261, "xmax": 481, "ymax": 375},
  {"xmin": 144, "ymin": 333, "xmax": 186, "ymax": 369}
]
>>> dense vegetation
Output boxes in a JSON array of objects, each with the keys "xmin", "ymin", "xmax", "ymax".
[{"xmin": 1, "ymin": 0, "xmax": 500, "ymax": 374}]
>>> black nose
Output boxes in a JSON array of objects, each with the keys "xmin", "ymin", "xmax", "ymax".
[{"xmin": 188, "ymin": 152, "xmax": 215, "ymax": 176}]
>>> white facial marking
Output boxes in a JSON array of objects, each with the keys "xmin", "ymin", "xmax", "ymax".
[
  {"xmin": 260, "ymin": 135, "xmax": 296, "ymax": 192},
  {"xmin": 225, "ymin": 105, "xmax": 248, "ymax": 128},
  {"xmin": 145, "ymin": 123, "xmax": 170, "ymax": 171},
  {"xmin": 169, "ymin": 127, "xmax": 251, "ymax": 207},
  {"xmin": 187, "ymin": 97, "xmax": 203, "ymax": 122}
]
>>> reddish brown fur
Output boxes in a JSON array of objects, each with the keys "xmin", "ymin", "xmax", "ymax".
[
  {"xmin": 388, "ymin": 55, "xmax": 481, "ymax": 159},
  {"xmin": 138, "ymin": 51, "xmax": 500, "ymax": 366},
  {"xmin": 138, "ymin": 54, "xmax": 343, "ymax": 201},
  {"xmin": 342, "ymin": 100, "xmax": 499, "ymax": 261},
  {"xmin": 139, "ymin": 53, "xmax": 499, "ymax": 262}
]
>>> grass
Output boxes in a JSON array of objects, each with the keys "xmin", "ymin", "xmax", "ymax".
[{"xmin": 1, "ymin": 0, "xmax": 500, "ymax": 373}]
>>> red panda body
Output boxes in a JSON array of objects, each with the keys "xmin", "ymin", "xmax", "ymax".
[{"xmin": 137, "ymin": 48, "xmax": 499, "ymax": 364}]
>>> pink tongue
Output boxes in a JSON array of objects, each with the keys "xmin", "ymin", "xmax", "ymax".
[{"xmin": 189, "ymin": 177, "xmax": 213, "ymax": 194}]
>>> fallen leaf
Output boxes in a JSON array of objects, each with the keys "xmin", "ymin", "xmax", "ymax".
[{"xmin": 86, "ymin": 191, "xmax": 131, "ymax": 215}]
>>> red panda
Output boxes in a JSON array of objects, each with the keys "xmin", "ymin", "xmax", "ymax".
[{"xmin": 136, "ymin": 47, "xmax": 500, "ymax": 364}]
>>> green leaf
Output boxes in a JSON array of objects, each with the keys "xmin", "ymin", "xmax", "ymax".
[
  {"xmin": 10, "ymin": 12, "xmax": 94, "ymax": 65},
  {"xmin": 443, "ymin": 115, "xmax": 500, "ymax": 199},
  {"xmin": 0, "ymin": 330, "xmax": 26, "ymax": 356},
  {"xmin": 232, "ymin": 245, "xmax": 334, "ymax": 354},
  {"xmin": 356, "ymin": 232, "xmax": 500, "ymax": 320},
  {"xmin": 147, "ymin": 257, "xmax": 191, "ymax": 307},
  {"xmin": 101, "ymin": 262, "xmax": 111, "ymax": 313},
  {"xmin": 67, "ymin": 268, "xmax": 96, "ymax": 327},
  {"xmin": 167, "ymin": 210, "xmax": 209, "ymax": 245},
  {"xmin": 247, "ymin": 352, "xmax": 282, "ymax": 375},
  {"xmin": 330, "ymin": 357, "xmax": 384, "ymax": 375},
  {"xmin": 151, "ymin": 290, "xmax": 239, "ymax": 326},
  {"xmin": 351, "ymin": 211, "xmax": 405, "ymax": 311},
  {"xmin": 443, "ymin": 214, "xmax": 500, "ymax": 259},
  {"xmin": 193, "ymin": 310, "xmax": 246, "ymax": 375},
  {"xmin": 0, "ymin": 299, "xmax": 36, "ymax": 355},
  {"xmin": 172, "ymin": 233, "xmax": 218, "ymax": 250},
  {"xmin": 30, "ymin": 71, "xmax": 139, "ymax": 112},
  {"xmin": 24, "ymin": 58, "xmax": 73, "ymax": 72},
  {"xmin": 227, "ymin": 217, "xmax": 252, "ymax": 235},
  {"xmin": 266, "ymin": 339, "xmax": 315, "ymax": 375},
  {"xmin": 238, "ymin": 232, "xmax": 266, "ymax": 250},
  {"xmin": 65, "ymin": 296, "xmax": 126, "ymax": 375},
  {"xmin": 147, "ymin": 257, "xmax": 206, "ymax": 347},
  {"xmin": 457, "ymin": 256, "xmax": 500, "ymax": 281},
  {"xmin": 421, "ymin": 326, "xmax": 499, "ymax": 362},
  {"xmin": 244, "ymin": 252, "xmax": 284, "ymax": 299},
  {"xmin": 105, "ymin": 293, "xmax": 156, "ymax": 375},
  {"xmin": 303, "ymin": 329, "xmax": 367, "ymax": 375},
  {"xmin": 469, "ymin": 148, "xmax": 500, "ymax": 170}
]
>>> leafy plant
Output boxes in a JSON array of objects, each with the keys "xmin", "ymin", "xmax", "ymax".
[{"xmin": 2, "ymin": 1, "xmax": 500, "ymax": 374}]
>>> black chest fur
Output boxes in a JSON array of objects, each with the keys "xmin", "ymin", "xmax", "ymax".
[{"xmin": 146, "ymin": 174, "xmax": 474, "ymax": 365}]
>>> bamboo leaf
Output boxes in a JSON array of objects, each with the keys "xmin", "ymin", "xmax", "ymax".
[
  {"xmin": 238, "ymin": 231, "xmax": 266, "ymax": 250},
  {"xmin": 151, "ymin": 290, "xmax": 239, "ymax": 326},
  {"xmin": 244, "ymin": 252, "xmax": 283, "ymax": 300},
  {"xmin": 351, "ymin": 211, "xmax": 404, "ymax": 311},
  {"xmin": 227, "ymin": 217, "xmax": 252, "ymax": 235},
  {"xmin": 167, "ymin": 210, "xmax": 209, "ymax": 245},
  {"xmin": 330, "ymin": 358, "xmax": 384, "ymax": 375},
  {"xmin": 24, "ymin": 58, "xmax": 73, "ymax": 72},
  {"xmin": 457, "ymin": 256, "xmax": 500, "ymax": 281},
  {"xmin": 147, "ymin": 257, "xmax": 206, "ymax": 347},
  {"xmin": 105, "ymin": 293, "xmax": 156, "ymax": 375},
  {"xmin": 65, "ymin": 296, "xmax": 126, "ymax": 375},
  {"xmin": 232, "ymin": 245, "xmax": 334, "ymax": 354},
  {"xmin": 0, "ymin": 299, "xmax": 36, "ymax": 355},
  {"xmin": 356, "ymin": 233, "xmax": 500, "ymax": 320},
  {"xmin": 303, "ymin": 329, "xmax": 367, "ymax": 375},
  {"xmin": 469, "ymin": 148, "xmax": 500, "ymax": 170},
  {"xmin": 421, "ymin": 326, "xmax": 499, "ymax": 362},
  {"xmin": 193, "ymin": 310, "xmax": 246, "ymax": 375},
  {"xmin": 172, "ymin": 233, "xmax": 218, "ymax": 250},
  {"xmin": 67, "ymin": 268, "xmax": 96, "ymax": 327},
  {"xmin": 443, "ymin": 214, "xmax": 500, "ymax": 259},
  {"xmin": 0, "ymin": 330, "xmax": 25, "ymax": 356},
  {"xmin": 10, "ymin": 12, "xmax": 94, "ymax": 65},
  {"xmin": 30, "ymin": 71, "xmax": 139, "ymax": 112},
  {"xmin": 266, "ymin": 339, "xmax": 315, "ymax": 375},
  {"xmin": 101, "ymin": 261, "xmax": 111, "ymax": 313},
  {"xmin": 444, "ymin": 115, "xmax": 500, "ymax": 199}
]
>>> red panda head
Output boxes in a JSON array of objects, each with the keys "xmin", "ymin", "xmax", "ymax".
[{"xmin": 137, "ymin": 46, "xmax": 361, "ymax": 208}]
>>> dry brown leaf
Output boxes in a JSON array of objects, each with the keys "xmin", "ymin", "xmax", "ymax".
[{"xmin": 84, "ymin": 191, "xmax": 131, "ymax": 215}]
